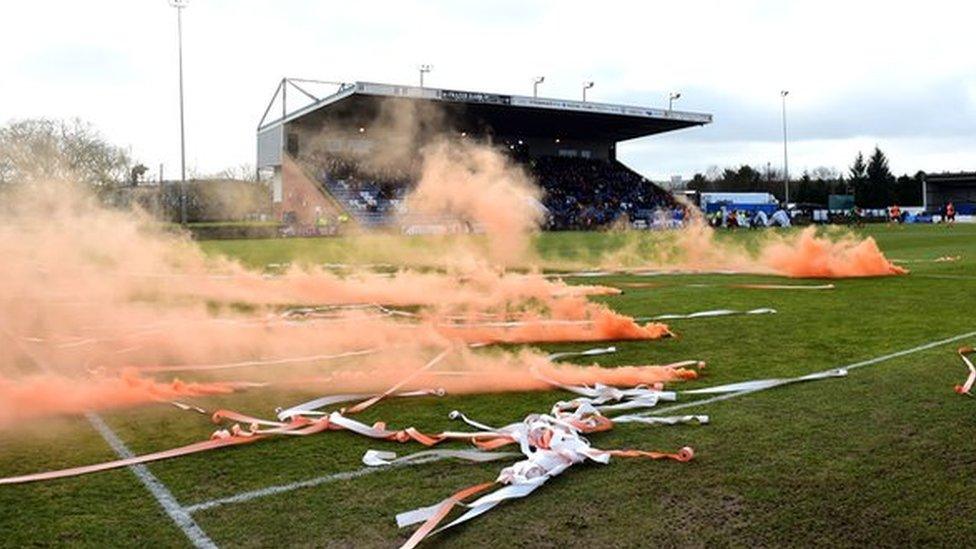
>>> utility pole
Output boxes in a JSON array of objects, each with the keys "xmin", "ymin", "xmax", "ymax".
[
  {"xmin": 171, "ymin": 0, "xmax": 189, "ymax": 225},
  {"xmin": 781, "ymin": 90, "xmax": 790, "ymax": 205}
]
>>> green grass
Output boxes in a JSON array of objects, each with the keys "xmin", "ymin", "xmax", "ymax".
[{"xmin": 3, "ymin": 224, "xmax": 976, "ymax": 547}]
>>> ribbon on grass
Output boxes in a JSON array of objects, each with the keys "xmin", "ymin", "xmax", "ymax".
[
  {"xmin": 637, "ymin": 308, "xmax": 776, "ymax": 321},
  {"xmin": 955, "ymin": 346, "xmax": 975, "ymax": 395}
]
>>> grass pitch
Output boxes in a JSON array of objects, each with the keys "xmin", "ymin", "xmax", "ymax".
[{"xmin": 2, "ymin": 224, "xmax": 976, "ymax": 547}]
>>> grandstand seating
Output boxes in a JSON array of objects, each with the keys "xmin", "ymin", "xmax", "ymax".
[
  {"xmin": 302, "ymin": 152, "xmax": 676, "ymax": 230},
  {"xmin": 306, "ymin": 156, "xmax": 409, "ymax": 227},
  {"xmin": 528, "ymin": 156, "xmax": 676, "ymax": 229}
]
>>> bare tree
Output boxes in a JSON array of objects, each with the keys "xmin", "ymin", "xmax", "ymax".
[
  {"xmin": 189, "ymin": 163, "xmax": 257, "ymax": 182},
  {"xmin": 810, "ymin": 166, "xmax": 840, "ymax": 181},
  {"xmin": 704, "ymin": 165, "xmax": 723, "ymax": 182},
  {"xmin": 0, "ymin": 118, "xmax": 132, "ymax": 186}
]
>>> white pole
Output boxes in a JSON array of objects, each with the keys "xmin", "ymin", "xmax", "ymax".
[
  {"xmin": 781, "ymin": 90, "xmax": 790, "ymax": 205},
  {"xmin": 173, "ymin": 1, "xmax": 188, "ymax": 225}
]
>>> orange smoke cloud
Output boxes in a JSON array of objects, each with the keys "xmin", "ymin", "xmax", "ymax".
[
  {"xmin": 0, "ymin": 370, "xmax": 240, "ymax": 424},
  {"xmin": 0, "ymin": 181, "xmax": 679, "ymax": 424},
  {"xmin": 286, "ymin": 348, "xmax": 697, "ymax": 396},
  {"xmin": 759, "ymin": 227, "xmax": 906, "ymax": 277},
  {"xmin": 404, "ymin": 139, "xmax": 543, "ymax": 265},
  {"xmin": 607, "ymin": 222, "xmax": 905, "ymax": 279},
  {"xmin": 433, "ymin": 309, "xmax": 671, "ymax": 344}
]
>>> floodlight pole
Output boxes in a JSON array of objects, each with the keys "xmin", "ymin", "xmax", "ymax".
[
  {"xmin": 533, "ymin": 76, "xmax": 545, "ymax": 98},
  {"xmin": 171, "ymin": 0, "xmax": 189, "ymax": 226},
  {"xmin": 781, "ymin": 90, "xmax": 790, "ymax": 205},
  {"xmin": 668, "ymin": 91, "xmax": 682, "ymax": 112},
  {"xmin": 582, "ymin": 81, "xmax": 594, "ymax": 102},
  {"xmin": 419, "ymin": 64, "xmax": 432, "ymax": 87}
]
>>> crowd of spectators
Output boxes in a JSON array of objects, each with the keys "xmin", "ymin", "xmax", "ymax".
[
  {"xmin": 300, "ymin": 151, "xmax": 682, "ymax": 231},
  {"xmin": 706, "ymin": 207, "xmax": 792, "ymax": 229},
  {"xmin": 528, "ymin": 156, "xmax": 676, "ymax": 229},
  {"xmin": 302, "ymin": 154, "xmax": 413, "ymax": 221}
]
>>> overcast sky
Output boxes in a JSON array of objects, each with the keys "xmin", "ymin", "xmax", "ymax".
[{"xmin": 2, "ymin": 0, "xmax": 974, "ymax": 181}]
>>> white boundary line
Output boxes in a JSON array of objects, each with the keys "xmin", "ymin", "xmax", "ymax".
[
  {"xmin": 914, "ymin": 274, "xmax": 976, "ymax": 281},
  {"xmin": 181, "ymin": 329, "xmax": 976, "ymax": 516},
  {"xmin": 85, "ymin": 413, "xmax": 217, "ymax": 549},
  {"xmin": 183, "ymin": 456, "xmax": 445, "ymax": 514},
  {"xmin": 0, "ymin": 327, "xmax": 218, "ymax": 548},
  {"xmin": 649, "ymin": 329, "xmax": 976, "ymax": 416}
]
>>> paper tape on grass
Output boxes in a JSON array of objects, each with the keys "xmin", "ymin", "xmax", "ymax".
[
  {"xmin": 385, "ymin": 398, "xmax": 699, "ymax": 548},
  {"xmin": 955, "ymin": 346, "xmax": 975, "ymax": 396}
]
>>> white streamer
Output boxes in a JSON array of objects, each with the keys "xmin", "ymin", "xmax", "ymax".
[
  {"xmin": 396, "ymin": 399, "xmax": 698, "ymax": 547},
  {"xmin": 637, "ymin": 308, "xmax": 776, "ymax": 321},
  {"xmin": 612, "ymin": 414, "xmax": 709, "ymax": 426},
  {"xmin": 276, "ymin": 389, "xmax": 443, "ymax": 421},
  {"xmin": 681, "ymin": 368, "xmax": 848, "ymax": 395},
  {"xmin": 363, "ymin": 449, "xmax": 519, "ymax": 468},
  {"xmin": 546, "ymin": 346, "xmax": 617, "ymax": 361},
  {"xmin": 956, "ymin": 348, "xmax": 975, "ymax": 395}
]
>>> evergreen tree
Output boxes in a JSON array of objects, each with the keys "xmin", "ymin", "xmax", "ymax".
[
  {"xmin": 849, "ymin": 152, "xmax": 868, "ymax": 207},
  {"xmin": 866, "ymin": 146, "xmax": 895, "ymax": 207},
  {"xmin": 894, "ymin": 171, "xmax": 924, "ymax": 206},
  {"xmin": 796, "ymin": 171, "xmax": 816, "ymax": 204},
  {"xmin": 849, "ymin": 152, "xmax": 867, "ymax": 180}
]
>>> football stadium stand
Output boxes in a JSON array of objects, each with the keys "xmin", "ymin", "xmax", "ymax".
[
  {"xmin": 256, "ymin": 79, "xmax": 712, "ymax": 230},
  {"xmin": 924, "ymin": 172, "xmax": 976, "ymax": 217}
]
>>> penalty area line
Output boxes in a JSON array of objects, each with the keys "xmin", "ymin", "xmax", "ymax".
[
  {"xmin": 85, "ymin": 413, "xmax": 217, "ymax": 549},
  {"xmin": 649, "ymin": 329, "xmax": 976, "ymax": 415}
]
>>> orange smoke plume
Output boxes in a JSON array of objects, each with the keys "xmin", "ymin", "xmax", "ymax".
[
  {"xmin": 299, "ymin": 348, "xmax": 698, "ymax": 396},
  {"xmin": 759, "ymin": 227, "xmax": 906, "ymax": 277},
  {"xmin": 0, "ymin": 182, "xmax": 679, "ymax": 423},
  {"xmin": 433, "ymin": 309, "xmax": 672, "ymax": 344},
  {"xmin": 611, "ymin": 223, "xmax": 905, "ymax": 279},
  {"xmin": 0, "ymin": 370, "xmax": 241, "ymax": 424}
]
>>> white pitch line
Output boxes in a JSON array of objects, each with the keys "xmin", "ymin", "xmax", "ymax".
[
  {"xmin": 85, "ymin": 413, "xmax": 217, "ymax": 549},
  {"xmin": 183, "ymin": 456, "xmax": 445, "ymax": 514},
  {"xmin": 914, "ymin": 274, "xmax": 976, "ymax": 281},
  {"xmin": 0, "ymin": 326, "xmax": 218, "ymax": 548},
  {"xmin": 647, "ymin": 329, "xmax": 976, "ymax": 416},
  {"xmin": 183, "ymin": 329, "xmax": 976, "ymax": 516}
]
